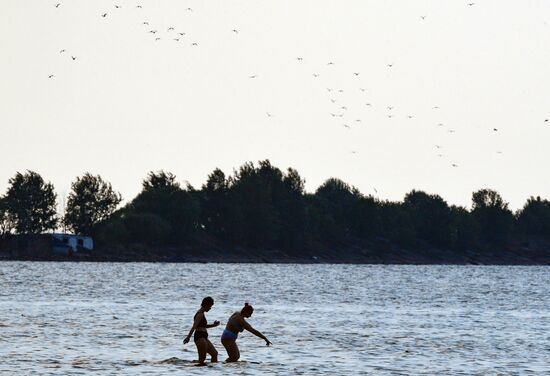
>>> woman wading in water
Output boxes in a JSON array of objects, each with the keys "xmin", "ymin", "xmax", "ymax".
[
  {"xmin": 221, "ymin": 303, "xmax": 272, "ymax": 362},
  {"xmin": 183, "ymin": 296, "xmax": 220, "ymax": 366}
]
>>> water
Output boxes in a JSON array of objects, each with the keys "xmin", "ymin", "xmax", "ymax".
[{"xmin": 0, "ymin": 263, "xmax": 548, "ymax": 375}]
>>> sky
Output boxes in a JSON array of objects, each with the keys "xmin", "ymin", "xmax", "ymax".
[{"xmin": 1, "ymin": 0, "xmax": 550, "ymax": 211}]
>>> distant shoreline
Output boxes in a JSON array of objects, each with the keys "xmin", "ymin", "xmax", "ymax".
[{"xmin": 2, "ymin": 237, "xmax": 548, "ymax": 265}]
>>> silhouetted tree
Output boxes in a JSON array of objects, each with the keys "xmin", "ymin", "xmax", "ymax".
[
  {"xmin": 449, "ymin": 205, "xmax": 480, "ymax": 249},
  {"xmin": 200, "ymin": 168, "xmax": 229, "ymax": 239},
  {"xmin": 0, "ymin": 196, "xmax": 16, "ymax": 238},
  {"xmin": 128, "ymin": 171, "xmax": 200, "ymax": 243},
  {"xmin": 3, "ymin": 171, "xmax": 57, "ymax": 234},
  {"xmin": 516, "ymin": 196, "xmax": 550, "ymax": 237},
  {"xmin": 63, "ymin": 173, "xmax": 122, "ymax": 235},
  {"xmin": 404, "ymin": 190, "xmax": 451, "ymax": 247},
  {"xmin": 471, "ymin": 189, "xmax": 514, "ymax": 243},
  {"xmin": 227, "ymin": 161, "xmax": 281, "ymax": 247},
  {"xmin": 378, "ymin": 201, "xmax": 416, "ymax": 244},
  {"xmin": 313, "ymin": 178, "xmax": 360, "ymax": 243}
]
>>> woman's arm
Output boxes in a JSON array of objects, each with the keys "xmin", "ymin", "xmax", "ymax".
[
  {"xmin": 206, "ymin": 320, "xmax": 220, "ymax": 328},
  {"xmin": 183, "ymin": 312, "xmax": 203, "ymax": 344},
  {"xmin": 242, "ymin": 320, "xmax": 272, "ymax": 346}
]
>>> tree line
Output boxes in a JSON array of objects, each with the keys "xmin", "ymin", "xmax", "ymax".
[{"xmin": 1, "ymin": 161, "xmax": 550, "ymax": 253}]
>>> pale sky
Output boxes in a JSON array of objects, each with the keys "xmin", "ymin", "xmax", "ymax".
[{"xmin": 1, "ymin": 0, "xmax": 550, "ymax": 211}]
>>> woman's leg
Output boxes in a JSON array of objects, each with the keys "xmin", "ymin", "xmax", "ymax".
[
  {"xmin": 221, "ymin": 339, "xmax": 240, "ymax": 362},
  {"xmin": 206, "ymin": 339, "xmax": 218, "ymax": 362},
  {"xmin": 195, "ymin": 338, "xmax": 208, "ymax": 365}
]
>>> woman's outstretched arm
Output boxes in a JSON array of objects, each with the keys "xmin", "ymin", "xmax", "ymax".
[{"xmin": 242, "ymin": 320, "xmax": 272, "ymax": 346}]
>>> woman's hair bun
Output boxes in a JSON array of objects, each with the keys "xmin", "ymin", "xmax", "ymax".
[{"xmin": 244, "ymin": 302, "xmax": 249, "ymax": 306}]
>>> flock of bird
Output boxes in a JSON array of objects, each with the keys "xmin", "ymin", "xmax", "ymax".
[{"xmin": 47, "ymin": 2, "xmax": 548, "ymax": 179}]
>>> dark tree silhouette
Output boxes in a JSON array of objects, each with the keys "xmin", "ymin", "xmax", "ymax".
[
  {"xmin": 63, "ymin": 173, "xmax": 122, "ymax": 235},
  {"xmin": 0, "ymin": 196, "xmax": 16, "ymax": 238},
  {"xmin": 471, "ymin": 189, "xmax": 514, "ymax": 243},
  {"xmin": 516, "ymin": 196, "xmax": 550, "ymax": 237},
  {"xmin": 3, "ymin": 171, "xmax": 57, "ymax": 234},
  {"xmin": 404, "ymin": 190, "xmax": 451, "ymax": 247}
]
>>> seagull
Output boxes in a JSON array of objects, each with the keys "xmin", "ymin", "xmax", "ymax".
[
  {"xmin": 452, "ymin": 164, "xmax": 458, "ymax": 167},
  {"xmin": 55, "ymin": 3, "xmax": 61, "ymax": 8},
  {"xmin": 142, "ymin": 22, "xmax": 149, "ymax": 25},
  {"xmin": 448, "ymin": 129, "xmax": 456, "ymax": 133},
  {"xmin": 437, "ymin": 154, "xmax": 443, "ymax": 157},
  {"xmin": 340, "ymin": 106, "xmax": 347, "ymax": 110},
  {"xmin": 343, "ymin": 124, "xmax": 351, "ymax": 129},
  {"xmin": 373, "ymin": 187, "xmax": 378, "ymax": 194},
  {"xmin": 71, "ymin": 56, "xmax": 76, "ymax": 60},
  {"xmin": 338, "ymin": 89, "xmax": 344, "ymax": 93},
  {"xmin": 149, "ymin": 30, "xmax": 157, "ymax": 34},
  {"xmin": 167, "ymin": 27, "xmax": 174, "ymax": 31},
  {"xmin": 353, "ymin": 72, "xmax": 360, "ymax": 76},
  {"xmin": 173, "ymin": 38, "xmax": 180, "ymax": 41},
  {"xmin": 155, "ymin": 37, "xmax": 161, "ymax": 41},
  {"xmin": 249, "ymin": 75, "xmax": 257, "ymax": 79},
  {"xmin": 467, "ymin": 2, "xmax": 475, "ymax": 6},
  {"xmin": 296, "ymin": 57, "xmax": 303, "ymax": 61},
  {"xmin": 355, "ymin": 119, "xmax": 361, "ymax": 122},
  {"xmin": 387, "ymin": 106, "xmax": 394, "ymax": 110},
  {"xmin": 351, "ymin": 151, "xmax": 357, "ymax": 154},
  {"xmin": 101, "ymin": 13, "xmax": 107, "ymax": 17},
  {"xmin": 186, "ymin": 7, "xmax": 193, "ymax": 11},
  {"xmin": 59, "ymin": 49, "xmax": 65, "ymax": 53},
  {"xmin": 408, "ymin": 115, "xmax": 414, "ymax": 119},
  {"xmin": 497, "ymin": 151, "xmax": 503, "ymax": 154},
  {"xmin": 359, "ymin": 88, "xmax": 366, "ymax": 92},
  {"xmin": 48, "ymin": 74, "xmax": 54, "ymax": 78},
  {"xmin": 493, "ymin": 128, "xmax": 498, "ymax": 131},
  {"xmin": 330, "ymin": 113, "xmax": 337, "ymax": 117},
  {"xmin": 114, "ymin": 5, "xmax": 121, "ymax": 8},
  {"xmin": 191, "ymin": 42, "xmax": 198, "ymax": 46},
  {"xmin": 387, "ymin": 63, "xmax": 393, "ymax": 67},
  {"xmin": 313, "ymin": 73, "xmax": 319, "ymax": 78},
  {"xmin": 545, "ymin": 119, "xmax": 549, "ymax": 122},
  {"xmin": 435, "ymin": 145, "xmax": 442, "ymax": 149},
  {"xmin": 136, "ymin": 5, "xmax": 142, "ymax": 8},
  {"xmin": 327, "ymin": 88, "xmax": 333, "ymax": 92},
  {"xmin": 420, "ymin": 15, "xmax": 427, "ymax": 20},
  {"xmin": 179, "ymin": 32, "xmax": 186, "ymax": 36},
  {"xmin": 433, "ymin": 106, "xmax": 440, "ymax": 109},
  {"xmin": 266, "ymin": 112, "xmax": 273, "ymax": 117},
  {"xmin": 232, "ymin": 29, "xmax": 238, "ymax": 34},
  {"xmin": 387, "ymin": 114, "xmax": 393, "ymax": 118},
  {"xmin": 365, "ymin": 103, "xmax": 372, "ymax": 106},
  {"xmin": 437, "ymin": 123, "xmax": 444, "ymax": 127},
  {"xmin": 330, "ymin": 99, "xmax": 336, "ymax": 103},
  {"xmin": 327, "ymin": 62, "xmax": 334, "ymax": 65}
]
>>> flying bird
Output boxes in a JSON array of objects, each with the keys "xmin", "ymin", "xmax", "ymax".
[
  {"xmin": 186, "ymin": 7, "xmax": 193, "ymax": 11},
  {"xmin": 359, "ymin": 88, "xmax": 366, "ymax": 92},
  {"xmin": 343, "ymin": 124, "xmax": 351, "ymax": 129},
  {"xmin": 179, "ymin": 32, "xmax": 186, "ymax": 36},
  {"xmin": 330, "ymin": 99, "xmax": 336, "ymax": 103},
  {"xmin": 232, "ymin": 29, "xmax": 238, "ymax": 33},
  {"xmin": 266, "ymin": 112, "xmax": 273, "ymax": 117},
  {"xmin": 467, "ymin": 3, "xmax": 475, "ymax": 6},
  {"xmin": 48, "ymin": 74, "xmax": 54, "ymax": 78},
  {"xmin": 173, "ymin": 38, "xmax": 180, "ymax": 42},
  {"xmin": 420, "ymin": 15, "xmax": 427, "ymax": 20},
  {"xmin": 544, "ymin": 119, "xmax": 548, "ymax": 122},
  {"xmin": 155, "ymin": 37, "xmax": 161, "ymax": 41},
  {"xmin": 296, "ymin": 57, "xmax": 303, "ymax": 61},
  {"xmin": 387, "ymin": 106, "xmax": 394, "ymax": 110},
  {"xmin": 327, "ymin": 62, "xmax": 334, "ymax": 65},
  {"xmin": 101, "ymin": 13, "xmax": 107, "ymax": 17},
  {"xmin": 114, "ymin": 5, "xmax": 121, "ymax": 8},
  {"xmin": 353, "ymin": 72, "xmax": 360, "ymax": 76},
  {"xmin": 387, "ymin": 63, "xmax": 393, "ymax": 67},
  {"xmin": 143, "ymin": 22, "xmax": 149, "ymax": 25},
  {"xmin": 249, "ymin": 75, "xmax": 257, "ymax": 79},
  {"xmin": 191, "ymin": 42, "xmax": 198, "ymax": 46},
  {"xmin": 452, "ymin": 164, "xmax": 458, "ymax": 167},
  {"xmin": 313, "ymin": 73, "xmax": 319, "ymax": 78},
  {"xmin": 136, "ymin": 5, "xmax": 142, "ymax": 8},
  {"xmin": 167, "ymin": 27, "xmax": 174, "ymax": 31},
  {"xmin": 365, "ymin": 103, "xmax": 372, "ymax": 106},
  {"xmin": 71, "ymin": 56, "xmax": 76, "ymax": 60},
  {"xmin": 59, "ymin": 49, "xmax": 65, "ymax": 53},
  {"xmin": 55, "ymin": 3, "xmax": 61, "ymax": 8},
  {"xmin": 493, "ymin": 128, "xmax": 498, "ymax": 131}
]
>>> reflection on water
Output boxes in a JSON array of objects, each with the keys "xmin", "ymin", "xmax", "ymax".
[{"xmin": 0, "ymin": 263, "xmax": 548, "ymax": 375}]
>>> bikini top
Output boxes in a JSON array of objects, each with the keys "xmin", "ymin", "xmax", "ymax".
[{"xmin": 194, "ymin": 312, "xmax": 207, "ymax": 329}]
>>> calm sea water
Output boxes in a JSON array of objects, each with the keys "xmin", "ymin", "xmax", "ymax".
[{"xmin": 0, "ymin": 262, "xmax": 548, "ymax": 375}]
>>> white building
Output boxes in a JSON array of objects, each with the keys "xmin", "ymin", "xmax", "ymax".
[{"xmin": 51, "ymin": 233, "xmax": 93, "ymax": 256}]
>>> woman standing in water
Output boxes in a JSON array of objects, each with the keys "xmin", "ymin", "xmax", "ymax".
[
  {"xmin": 183, "ymin": 296, "xmax": 220, "ymax": 366},
  {"xmin": 221, "ymin": 303, "xmax": 272, "ymax": 362}
]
